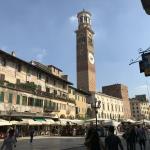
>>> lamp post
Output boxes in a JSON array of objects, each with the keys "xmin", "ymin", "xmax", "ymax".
[{"xmin": 93, "ymin": 98, "xmax": 101, "ymax": 130}]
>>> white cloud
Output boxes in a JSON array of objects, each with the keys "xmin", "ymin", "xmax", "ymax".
[
  {"xmin": 32, "ymin": 48, "xmax": 47, "ymax": 62},
  {"xmin": 69, "ymin": 15, "xmax": 77, "ymax": 24}
]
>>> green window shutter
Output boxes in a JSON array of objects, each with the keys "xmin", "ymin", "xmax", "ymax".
[
  {"xmin": 0, "ymin": 92, "xmax": 4, "ymax": 102},
  {"xmin": 16, "ymin": 95, "xmax": 20, "ymax": 104},
  {"xmin": 8, "ymin": 93, "xmax": 13, "ymax": 103}
]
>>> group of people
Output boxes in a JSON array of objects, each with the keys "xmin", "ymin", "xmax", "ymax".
[
  {"xmin": 0, "ymin": 127, "xmax": 34, "ymax": 150},
  {"xmin": 84, "ymin": 122, "xmax": 149, "ymax": 150},
  {"xmin": 84, "ymin": 122, "xmax": 123, "ymax": 150},
  {"xmin": 123, "ymin": 125, "xmax": 148, "ymax": 150}
]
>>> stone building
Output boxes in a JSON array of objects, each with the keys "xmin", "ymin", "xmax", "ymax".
[
  {"xmin": 102, "ymin": 84, "xmax": 131, "ymax": 119},
  {"xmin": 0, "ymin": 50, "xmax": 78, "ymax": 119},
  {"xmin": 130, "ymin": 95, "xmax": 150, "ymax": 120},
  {"xmin": 88, "ymin": 92, "xmax": 124, "ymax": 121},
  {"xmin": 68, "ymin": 86, "xmax": 90, "ymax": 119}
]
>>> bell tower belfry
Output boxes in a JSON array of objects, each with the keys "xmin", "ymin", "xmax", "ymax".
[{"xmin": 76, "ymin": 10, "xmax": 96, "ymax": 93}]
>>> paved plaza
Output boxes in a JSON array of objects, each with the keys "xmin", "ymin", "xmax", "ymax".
[{"xmin": 0, "ymin": 136, "xmax": 150, "ymax": 150}]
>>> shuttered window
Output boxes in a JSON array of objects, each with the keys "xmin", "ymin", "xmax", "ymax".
[{"xmin": 0, "ymin": 92, "xmax": 4, "ymax": 102}]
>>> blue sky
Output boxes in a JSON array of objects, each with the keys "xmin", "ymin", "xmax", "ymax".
[{"xmin": 0, "ymin": 0, "xmax": 150, "ymax": 98}]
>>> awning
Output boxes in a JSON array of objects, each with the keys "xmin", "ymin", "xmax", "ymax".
[
  {"xmin": 60, "ymin": 119, "xmax": 75, "ymax": 126},
  {"xmin": 22, "ymin": 119, "xmax": 42, "ymax": 125},
  {"xmin": 70, "ymin": 119, "xmax": 85, "ymax": 125},
  {"xmin": 34, "ymin": 118, "xmax": 46, "ymax": 122},
  {"xmin": 0, "ymin": 119, "xmax": 12, "ymax": 126},
  {"xmin": 45, "ymin": 119, "xmax": 55, "ymax": 125}
]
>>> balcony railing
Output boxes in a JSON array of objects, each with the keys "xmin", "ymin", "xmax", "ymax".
[{"xmin": 0, "ymin": 80, "xmax": 75, "ymax": 104}]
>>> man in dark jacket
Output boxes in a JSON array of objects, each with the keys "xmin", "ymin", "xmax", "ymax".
[{"xmin": 105, "ymin": 126, "xmax": 123, "ymax": 150}]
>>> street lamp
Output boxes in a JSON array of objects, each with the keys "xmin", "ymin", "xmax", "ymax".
[{"xmin": 93, "ymin": 98, "xmax": 101, "ymax": 130}]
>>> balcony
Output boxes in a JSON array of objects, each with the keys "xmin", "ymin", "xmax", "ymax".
[
  {"xmin": 0, "ymin": 80, "xmax": 75, "ymax": 104},
  {"xmin": 44, "ymin": 106, "xmax": 59, "ymax": 113}
]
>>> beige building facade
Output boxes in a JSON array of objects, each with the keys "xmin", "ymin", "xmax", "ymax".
[
  {"xmin": 130, "ymin": 97, "xmax": 150, "ymax": 120},
  {"xmin": 0, "ymin": 50, "xmax": 77, "ymax": 119},
  {"xmin": 89, "ymin": 92, "xmax": 124, "ymax": 121},
  {"xmin": 102, "ymin": 84, "xmax": 131, "ymax": 119}
]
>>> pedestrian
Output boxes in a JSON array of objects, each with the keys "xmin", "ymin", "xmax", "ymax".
[
  {"xmin": 1, "ymin": 128, "xmax": 16, "ymax": 150},
  {"xmin": 128, "ymin": 125, "xmax": 137, "ymax": 150},
  {"xmin": 29, "ymin": 128, "xmax": 35, "ymax": 143},
  {"xmin": 84, "ymin": 127, "xmax": 105, "ymax": 150},
  {"xmin": 105, "ymin": 126, "xmax": 124, "ymax": 150},
  {"xmin": 122, "ymin": 128, "xmax": 130, "ymax": 150},
  {"xmin": 137, "ymin": 125, "xmax": 146, "ymax": 150}
]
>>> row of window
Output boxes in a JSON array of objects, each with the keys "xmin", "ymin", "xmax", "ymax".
[
  {"xmin": 98, "ymin": 113, "xmax": 121, "ymax": 119},
  {"xmin": 0, "ymin": 91, "xmax": 74, "ymax": 111},
  {"xmin": 68, "ymin": 89, "xmax": 86, "ymax": 103},
  {"xmin": 102, "ymin": 103, "xmax": 123, "ymax": 112},
  {"xmin": 0, "ymin": 58, "xmax": 67, "ymax": 90},
  {"xmin": 76, "ymin": 107, "xmax": 86, "ymax": 114}
]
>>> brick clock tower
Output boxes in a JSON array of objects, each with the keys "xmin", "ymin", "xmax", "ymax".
[{"xmin": 76, "ymin": 10, "xmax": 96, "ymax": 93}]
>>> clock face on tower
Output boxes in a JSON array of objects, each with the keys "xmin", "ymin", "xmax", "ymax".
[{"xmin": 88, "ymin": 52, "xmax": 94, "ymax": 64}]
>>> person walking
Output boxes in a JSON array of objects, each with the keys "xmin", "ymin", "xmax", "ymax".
[
  {"xmin": 105, "ymin": 126, "xmax": 124, "ymax": 150},
  {"xmin": 84, "ymin": 127, "xmax": 105, "ymax": 150},
  {"xmin": 29, "ymin": 128, "xmax": 35, "ymax": 143},
  {"xmin": 1, "ymin": 128, "xmax": 16, "ymax": 150},
  {"xmin": 128, "ymin": 126, "xmax": 137, "ymax": 150},
  {"xmin": 137, "ymin": 125, "xmax": 146, "ymax": 150},
  {"xmin": 122, "ymin": 127, "xmax": 130, "ymax": 150}
]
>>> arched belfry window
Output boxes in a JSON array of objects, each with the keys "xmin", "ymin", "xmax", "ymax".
[{"xmin": 80, "ymin": 16, "xmax": 83, "ymax": 23}]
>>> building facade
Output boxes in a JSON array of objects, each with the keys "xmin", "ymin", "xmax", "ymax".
[
  {"xmin": 0, "ymin": 50, "xmax": 77, "ymax": 119},
  {"xmin": 130, "ymin": 95, "xmax": 150, "ymax": 120},
  {"xmin": 89, "ymin": 92, "xmax": 124, "ymax": 121},
  {"xmin": 68, "ymin": 86, "xmax": 90, "ymax": 119},
  {"xmin": 102, "ymin": 84, "xmax": 131, "ymax": 119},
  {"xmin": 76, "ymin": 10, "xmax": 96, "ymax": 93}
]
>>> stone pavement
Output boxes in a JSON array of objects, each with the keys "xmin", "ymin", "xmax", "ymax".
[
  {"xmin": 0, "ymin": 136, "xmax": 149, "ymax": 150},
  {"xmin": 0, "ymin": 136, "xmax": 86, "ymax": 150}
]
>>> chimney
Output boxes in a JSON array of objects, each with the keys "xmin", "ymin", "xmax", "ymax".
[{"xmin": 11, "ymin": 51, "xmax": 16, "ymax": 57}]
